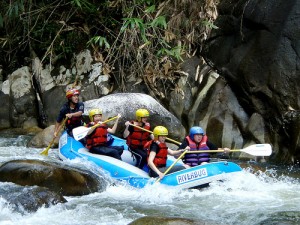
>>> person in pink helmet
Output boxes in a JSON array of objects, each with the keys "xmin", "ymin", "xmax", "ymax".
[{"xmin": 54, "ymin": 88, "xmax": 84, "ymax": 137}]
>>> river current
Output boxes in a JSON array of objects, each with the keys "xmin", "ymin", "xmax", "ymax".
[{"xmin": 0, "ymin": 133, "xmax": 299, "ymax": 225}]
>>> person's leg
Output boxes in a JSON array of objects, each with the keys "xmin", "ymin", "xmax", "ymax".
[
  {"xmin": 90, "ymin": 146, "xmax": 122, "ymax": 160},
  {"xmin": 159, "ymin": 165, "xmax": 185, "ymax": 175},
  {"xmin": 128, "ymin": 147, "xmax": 142, "ymax": 168},
  {"xmin": 132, "ymin": 148, "xmax": 147, "ymax": 169},
  {"xmin": 110, "ymin": 145, "xmax": 124, "ymax": 157}
]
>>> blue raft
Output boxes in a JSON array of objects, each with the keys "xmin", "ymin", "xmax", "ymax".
[{"xmin": 58, "ymin": 132, "xmax": 242, "ymax": 189}]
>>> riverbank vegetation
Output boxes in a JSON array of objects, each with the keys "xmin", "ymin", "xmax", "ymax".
[{"xmin": 0, "ymin": 0, "xmax": 218, "ymax": 95}]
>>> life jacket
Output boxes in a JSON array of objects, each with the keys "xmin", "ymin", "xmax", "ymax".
[
  {"xmin": 183, "ymin": 135, "xmax": 210, "ymax": 166},
  {"xmin": 145, "ymin": 140, "xmax": 168, "ymax": 168},
  {"xmin": 126, "ymin": 121, "xmax": 151, "ymax": 149},
  {"xmin": 65, "ymin": 104, "xmax": 83, "ymax": 131},
  {"xmin": 86, "ymin": 123, "xmax": 108, "ymax": 149}
]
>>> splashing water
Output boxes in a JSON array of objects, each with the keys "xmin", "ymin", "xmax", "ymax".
[{"xmin": 0, "ymin": 135, "xmax": 299, "ymax": 225}]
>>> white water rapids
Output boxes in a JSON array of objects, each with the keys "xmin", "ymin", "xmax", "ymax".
[{"xmin": 0, "ymin": 134, "xmax": 299, "ymax": 225}]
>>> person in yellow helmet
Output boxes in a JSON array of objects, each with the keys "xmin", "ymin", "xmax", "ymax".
[
  {"xmin": 146, "ymin": 126, "xmax": 186, "ymax": 179},
  {"xmin": 85, "ymin": 108, "xmax": 123, "ymax": 160},
  {"xmin": 54, "ymin": 88, "xmax": 84, "ymax": 137},
  {"xmin": 123, "ymin": 108, "xmax": 153, "ymax": 169}
]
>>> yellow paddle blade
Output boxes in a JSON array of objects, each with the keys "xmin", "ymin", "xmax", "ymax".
[{"xmin": 40, "ymin": 146, "xmax": 51, "ymax": 156}]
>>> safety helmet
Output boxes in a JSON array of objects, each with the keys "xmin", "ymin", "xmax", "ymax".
[
  {"xmin": 89, "ymin": 108, "xmax": 102, "ymax": 121},
  {"xmin": 136, "ymin": 108, "xmax": 150, "ymax": 122},
  {"xmin": 153, "ymin": 126, "xmax": 168, "ymax": 138},
  {"xmin": 66, "ymin": 89, "xmax": 80, "ymax": 99},
  {"xmin": 189, "ymin": 126, "xmax": 204, "ymax": 140}
]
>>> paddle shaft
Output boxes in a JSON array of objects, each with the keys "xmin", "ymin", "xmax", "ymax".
[
  {"xmin": 155, "ymin": 149, "xmax": 188, "ymax": 183},
  {"xmin": 183, "ymin": 144, "xmax": 272, "ymax": 156},
  {"xmin": 129, "ymin": 124, "xmax": 181, "ymax": 145},
  {"xmin": 88, "ymin": 116, "xmax": 119, "ymax": 132},
  {"xmin": 40, "ymin": 117, "xmax": 68, "ymax": 155}
]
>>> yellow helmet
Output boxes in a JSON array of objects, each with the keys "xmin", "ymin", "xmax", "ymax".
[
  {"xmin": 89, "ymin": 108, "xmax": 102, "ymax": 121},
  {"xmin": 153, "ymin": 126, "xmax": 168, "ymax": 138},
  {"xmin": 136, "ymin": 108, "xmax": 150, "ymax": 122}
]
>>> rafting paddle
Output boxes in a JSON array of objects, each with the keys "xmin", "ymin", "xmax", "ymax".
[
  {"xmin": 184, "ymin": 144, "xmax": 272, "ymax": 156},
  {"xmin": 155, "ymin": 149, "xmax": 188, "ymax": 183},
  {"xmin": 128, "ymin": 124, "xmax": 181, "ymax": 145},
  {"xmin": 72, "ymin": 116, "xmax": 119, "ymax": 141},
  {"xmin": 40, "ymin": 117, "xmax": 68, "ymax": 156}
]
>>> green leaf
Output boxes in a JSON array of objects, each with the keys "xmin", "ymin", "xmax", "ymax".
[
  {"xmin": 202, "ymin": 20, "xmax": 219, "ymax": 29},
  {"xmin": 145, "ymin": 5, "xmax": 156, "ymax": 13},
  {"xmin": 87, "ymin": 36, "xmax": 110, "ymax": 49},
  {"xmin": 150, "ymin": 16, "xmax": 167, "ymax": 29}
]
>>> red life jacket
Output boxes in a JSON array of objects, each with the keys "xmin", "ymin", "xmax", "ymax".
[
  {"xmin": 126, "ymin": 121, "xmax": 151, "ymax": 149},
  {"xmin": 145, "ymin": 140, "xmax": 168, "ymax": 168},
  {"xmin": 86, "ymin": 123, "xmax": 108, "ymax": 149},
  {"xmin": 186, "ymin": 135, "xmax": 209, "ymax": 150}
]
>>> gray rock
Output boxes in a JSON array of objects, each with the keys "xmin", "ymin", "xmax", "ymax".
[{"xmin": 0, "ymin": 159, "xmax": 106, "ymax": 196}]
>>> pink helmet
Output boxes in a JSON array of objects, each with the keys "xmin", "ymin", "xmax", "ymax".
[{"xmin": 66, "ymin": 89, "xmax": 80, "ymax": 99}]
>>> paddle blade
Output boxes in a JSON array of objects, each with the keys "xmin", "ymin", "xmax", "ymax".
[
  {"xmin": 242, "ymin": 144, "xmax": 272, "ymax": 156},
  {"xmin": 40, "ymin": 146, "xmax": 50, "ymax": 156},
  {"xmin": 72, "ymin": 126, "xmax": 90, "ymax": 141}
]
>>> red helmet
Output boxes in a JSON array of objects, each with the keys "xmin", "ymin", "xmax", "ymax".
[{"xmin": 66, "ymin": 89, "xmax": 80, "ymax": 99}]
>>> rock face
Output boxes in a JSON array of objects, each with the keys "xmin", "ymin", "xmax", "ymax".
[
  {"xmin": 204, "ymin": 0, "xmax": 300, "ymax": 162},
  {"xmin": 0, "ymin": 159, "xmax": 106, "ymax": 196}
]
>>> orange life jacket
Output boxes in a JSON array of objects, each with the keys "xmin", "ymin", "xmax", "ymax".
[
  {"xmin": 126, "ymin": 121, "xmax": 151, "ymax": 149},
  {"xmin": 86, "ymin": 123, "xmax": 108, "ymax": 149},
  {"xmin": 145, "ymin": 140, "xmax": 168, "ymax": 168}
]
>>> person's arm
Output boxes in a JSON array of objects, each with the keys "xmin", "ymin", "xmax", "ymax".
[
  {"xmin": 65, "ymin": 102, "xmax": 84, "ymax": 118},
  {"xmin": 54, "ymin": 106, "xmax": 66, "ymax": 137},
  {"xmin": 108, "ymin": 114, "xmax": 121, "ymax": 134},
  {"xmin": 168, "ymin": 148, "xmax": 184, "ymax": 156},
  {"xmin": 178, "ymin": 138, "xmax": 189, "ymax": 150},
  {"xmin": 207, "ymin": 141, "xmax": 230, "ymax": 153},
  {"xmin": 66, "ymin": 111, "xmax": 83, "ymax": 118},
  {"xmin": 54, "ymin": 121, "xmax": 62, "ymax": 137},
  {"xmin": 123, "ymin": 121, "xmax": 132, "ymax": 138},
  {"xmin": 207, "ymin": 141, "xmax": 217, "ymax": 150}
]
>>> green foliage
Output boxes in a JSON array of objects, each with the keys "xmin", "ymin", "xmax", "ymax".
[
  {"xmin": 157, "ymin": 46, "xmax": 184, "ymax": 61},
  {"xmin": 71, "ymin": 0, "xmax": 95, "ymax": 11},
  {"xmin": 202, "ymin": 20, "xmax": 219, "ymax": 29},
  {"xmin": 149, "ymin": 16, "xmax": 167, "ymax": 29},
  {"xmin": 7, "ymin": 0, "xmax": 25, "ymax": 18},
  {"xmin": 0, "ymin": 0, "xmax": 219, "ymax": 97},
  {"xmin": 87, "ymin": 36, "xmax": 110, "ymax": 49}
]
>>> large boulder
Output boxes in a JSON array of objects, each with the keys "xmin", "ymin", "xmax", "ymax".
[
  {"xmin": 84, "ymin": 93, "xmax": 186, "ymax": 142},
  {"xmin": 0, "ymin": 159, "xmax": 106, "ymax": 196},
  {"xmin": 8, "ymin": 66, "xmax": 39, "ymax": 128}
]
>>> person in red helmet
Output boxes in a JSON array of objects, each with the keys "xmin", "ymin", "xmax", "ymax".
[{"xmin": 54, "ymin": 88, "xmax": 84, "ymax": 137}]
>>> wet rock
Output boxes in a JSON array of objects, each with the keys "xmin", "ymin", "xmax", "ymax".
[
  {"xmin": 0, "ymin": 159, "xmax": 106, "ymax": 196},
  {"xmin": 129, "ymin": 216, "xmax": 219, "ymax": 225},
  {"xmin": 27, "ymin": 125, "xmax": 58, "ymax": 148},
  {"xmin": 0, "ymin": 183, "xmax": 66, "ymax": 213}
]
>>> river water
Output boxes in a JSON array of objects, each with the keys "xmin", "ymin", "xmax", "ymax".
[{"xmin": 0, "ymin": 133, "xmax": 299, "ymax": 225}]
